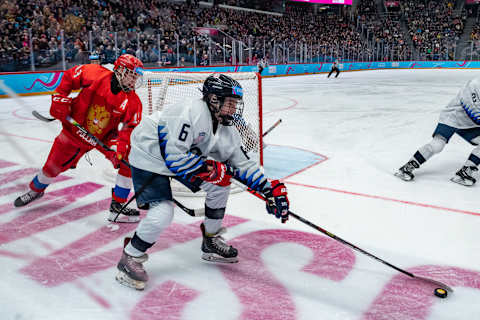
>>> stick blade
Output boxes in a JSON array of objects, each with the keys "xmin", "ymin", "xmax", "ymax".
[
  {"xmin": 32, "ymin": 110, "xmax": 55, "ymax": 122},
  {"xmin": 414, "ymin": 275, "xmax": 454, "ymax": 293}
]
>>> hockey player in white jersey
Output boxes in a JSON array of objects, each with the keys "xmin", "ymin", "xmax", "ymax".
[
  {"xmin": 115, "ymin": 74, "xmax": 290, "ymax": 290},
  {"xmin": 395, "ymin": 77, "xmax": 480, "ymax": 186}
]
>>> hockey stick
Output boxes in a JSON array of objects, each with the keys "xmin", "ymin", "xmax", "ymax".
[
  {"xmin": 32, "ymin": 110, "xmax": 55, "ymax": 122},
  {"xmin": 262, "ymin": 119, "xmax": 282, "ymax": 137},
  {"xmin": 66, "ymin": 116, "xmax": 125, "ymax": 159},
  {"xmin": 65, "ymin": 117, "xmax": 138, "ymax": 221},
  {"xmin": 67, "ymin": 117, "xmax": 206, "ymax": 218},
  {"xmin": 111, "ymin": 172, "xmax": 204, "ymax": 221},
  {"xmin": 31, "ymin": 115, "xmax": 127, "ymax": 167},
  {"xmin": 30, "ymin": 112, "xmax": 203, "ymax": 219},
  {"xmin": 231, "ymin": 179, "xmax": 454, "ymax": 293},
  {"xmin": 173, "ymin": 198, "xmax": 205, "ymax": 217}
]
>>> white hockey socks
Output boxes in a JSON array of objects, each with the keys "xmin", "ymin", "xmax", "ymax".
[{"xmin": 125, "ymin": 200, "xmax": 174, "ymax": 257}]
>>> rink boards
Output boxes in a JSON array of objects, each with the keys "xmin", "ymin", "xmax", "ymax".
[{"xmin": 1, "ymin": 60, "xmax": 480, "ymax": 97}]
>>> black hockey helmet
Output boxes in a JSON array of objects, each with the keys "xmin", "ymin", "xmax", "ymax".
[
  {"xmin": 202, "ymin": 73, "xmax": 244, "ymax": 126},
  {"xmin": 202, "ymin": 73, "xmax": 243, "ymax": 100}
]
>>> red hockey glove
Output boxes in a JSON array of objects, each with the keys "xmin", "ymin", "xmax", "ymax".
[
  {"xmin": 106, "ymin": 140, "xmax": 129, "ymax": 169},
  {"xmin": 264, "ymin": 180, "xmax": 289, "ymax": 223},
  {"xmin": 50, "ymin": 94, "xmax": 72, "ymax": 122},
  {"xmin": 116, "ymin": 139, "xmax": 129, "ymax": 161},
  {"xmin": 195, "ymin": 160, "xmax": 233, "ymax": 186}
]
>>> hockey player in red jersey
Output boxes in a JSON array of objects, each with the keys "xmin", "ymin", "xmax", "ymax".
[{"xmin": 14, "ymin": 54, "xmax": 144, "ymax": 223}]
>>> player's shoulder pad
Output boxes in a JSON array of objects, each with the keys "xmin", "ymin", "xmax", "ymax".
[
  {"xmin": 83, "ymin": 63, "xmax": 110, "ymax": 72},
  {"xmin": 470, "ymin": 77, "xmax": 480, "ymax": 88},
  {"xmin": 80, "ymin": 64, "xmax": 112, "ymax": 81},
  {"xmin": 183, "ymin": 98, "xmax": 207, "ymax": 123}
]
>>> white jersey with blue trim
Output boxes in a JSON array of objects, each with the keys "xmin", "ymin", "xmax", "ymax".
[
  {"xmin": 438, "ymin": 77, "xmax": 480, "ymax": 129},
  {"xmin": 128, "ymin": 98, "xmax": 269, "ymax": 192}
]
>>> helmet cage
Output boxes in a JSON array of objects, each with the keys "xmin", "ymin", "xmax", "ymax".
[
  {"xmin": 207, "ymin": 94, "xmax": 244, "ymax": 126},
  {"xmin": 203, "ymin": 74, "xmax": 244, "ymax": 126},
  {"xmin": 114, "ymin": 66, "xmax": 143, "ymax": 92}
]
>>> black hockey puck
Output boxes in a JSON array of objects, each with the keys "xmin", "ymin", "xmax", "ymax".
[{"xmin": 434, "ymin": 288, "xmax": 448, "ymax": 298}]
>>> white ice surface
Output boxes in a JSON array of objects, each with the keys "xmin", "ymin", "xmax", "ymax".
[{"xmin": 0, "ymin": 69, "xmax": 480, "ymax": 320}]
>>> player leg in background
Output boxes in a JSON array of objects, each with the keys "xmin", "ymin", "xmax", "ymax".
[
  {"xmin": 108, "ymin": 164, "xmax": 140, "ymax": 223},
  {"xmin": 14, "ymin": 130, "xmax": 88, "ymax": 207},
  {"xmin": 327, "ymin": 68, "xmax": 334, "ymax": 78},
  {"xmin": 451, "ymin": 131, "xmax": 480, "ymax": 186},
  {"xmin": 395, "ymin": 123, "xmax": 453, "ymax": 181},
  {"xmin": 335, "ymin": 67, "xmax": 340, "ymax": 78},
  {"xmin": 100, "ymin": 135, "xmax": 140, "ymax": 222},
  {"xmin": 116, "ymin": 166, "xmax": 174, "ymax": 290},
  {"xmin": 199, "ymin": 181, "xmax": 238, "ymax": 263}
]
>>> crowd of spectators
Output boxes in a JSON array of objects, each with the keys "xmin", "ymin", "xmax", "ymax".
[
  {"xmin": 471, "ymin": 7, "xmax": 480, "ymax": 43},
  {"xmin": 0, "ymin": 0, "xmax": 366, "ymax": 71},
  {"xmin": 0, "ymin": 0, "xmax": 477, "ymax": 72},
  {"xmin": 401, "ymin": 0, "xmax": 465, "ymax": 60},
  {"xmin": 468, "ymin": 4, "xmax": 480, "ymax": 41},
  {"xmin": 272, "ymin": 4, "xmax": 364, "ymax": 62},
  {"xmin": 219, "ymin": 0, "xmax": 283, "ymax": 12},
  {"xmin": 463, "ymin": 4, "xmax": 480, "ymax": 59},
  {"xmin": 357, "ymin": 0, "xmax": 412, "ymax": 60}
]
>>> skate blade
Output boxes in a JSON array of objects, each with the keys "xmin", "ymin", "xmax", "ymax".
[
  {"xmin": 201, "ymin": 253, "xmax": 239, "ymax": 264},
  {"xmin": 108, "ymin": 212, "xmax": 140, "ymax": 223},
  {"xmin": 450, "ymin": 176, "xmax": 474, "ymax": 186},
  {"xmin": 394, "ymin": 172, "xmax": 413, "ymax": 181},
  {"xmin": 115, "ymin": 271, "xmax": 146, "ymax": 290}
]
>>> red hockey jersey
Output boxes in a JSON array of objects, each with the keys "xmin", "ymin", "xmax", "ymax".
[{"xmin": 54, "ymin": 64, "xmax": 142, "ymax": 148}]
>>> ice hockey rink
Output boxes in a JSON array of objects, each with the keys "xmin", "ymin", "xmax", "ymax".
[{"xmin": 1, "ymin": 68, "xmax": 480, "ymax": 320}]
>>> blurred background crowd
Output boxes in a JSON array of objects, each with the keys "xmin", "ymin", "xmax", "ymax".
[{"xmin": 0, "ymin": 0, "xmax": 478, "ymax": 72}]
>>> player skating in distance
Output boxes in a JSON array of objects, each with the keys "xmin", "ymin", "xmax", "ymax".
[
  {"xmin": 257, "ymin": 57, "xmax": 267, "ymax": 74},
  {"xmin": 328, "ymin": 59, "xmax": 340, "ymax": 78}
]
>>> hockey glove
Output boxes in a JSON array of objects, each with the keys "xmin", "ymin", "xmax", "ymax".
[
  {"xmin": 106, "ymin": 140, "xmax": 129, "ymax": 169},
  {"xmin": 264, "ymin": 180, "xmax": 289, "ymax": 223},
  {"xmin": 50, "ymin": 94, "xmax": 72, "ymax": 122},
  {"xmin": 196, "ymin": 160, "xmax": 234, "ymax": 187}
]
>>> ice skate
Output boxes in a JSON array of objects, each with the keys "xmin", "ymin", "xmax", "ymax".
[
  {"xmin": 450, "ymin": 166, "xmax": 478, "ymax": 186},
  {"xmin": 200, "ymin": 223, "xmax": 238, "ymax": 263},
  {"xmin": 14, "ymin": 190, "xmax": 44, "ymax": 207},
  {"xmin": 116, "ymin": 247, "xmax": 149, "ymax": 290},
  {"xmin": 108, "ymin": 198, "xmax": 140, "ymax": 223},
  {"xmin": 394, "ymin": 160, "xmax": 420, "ymax": 181}
]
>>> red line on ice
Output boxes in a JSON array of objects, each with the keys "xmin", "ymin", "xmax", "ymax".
[
  {"xmin": 12, "ymin": 108, "xmax": 36, "ymax": 121},
  {"xmin": 0, "ymin": 131, "xmax": 52, "ymax": 143},
  {"xmin": 285, "ymin": 181, "xmax": 480, "ymax": 217},
  {"xmin": 264, "ymin": 97, "xmax": 298, "ymax": 115}
]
